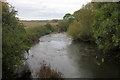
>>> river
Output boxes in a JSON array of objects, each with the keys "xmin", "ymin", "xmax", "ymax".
[{"xmin": 25, "ymin": 33, "xmax": 120, "ymax": 78}]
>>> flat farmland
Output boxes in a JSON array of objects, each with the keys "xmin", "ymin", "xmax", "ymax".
[{"xmin": 21, "ymin": 21, "xmax": 58, "ymax": 27}]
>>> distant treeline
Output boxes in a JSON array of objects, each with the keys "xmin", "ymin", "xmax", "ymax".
[
  {"xmin": 57, "ymin": 2, "xmax": 120, "ymax": 63},
  {"xmin": 21, "ymin": 19, "xmax": 61, "ymax": 23}
]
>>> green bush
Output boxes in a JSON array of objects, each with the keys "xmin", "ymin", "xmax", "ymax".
[
  {"xmin": 45, "ymin": 24, "xmax": 55, "ymax": 32},
  {"xmin": 2, "ymin": 2, "xmax": 56, "ymax": 78},
  {"xmin": 67, "ymin": 4, "xmax": 95, "ymax": 41},
  {"xmin": 2, "ymin": 2, "xmax": 29, "ymax": 78},
  {"xmin": 25, "ymin": 26, "xmax": 49, "ymax": 45},
  {"xmin": 57, "ymin": 20, "xmax": 69, "ymax": 32},
  {"xmin": 92, "ymin": 3, "xmax": 120, "ymax": 54},
  {"xmin": 57, "ymin": 13, "xmax": 74, "ymax": 32},
  {"xmin": 25, "ymin": 24, "xmax": 56, "ymax": 46}
]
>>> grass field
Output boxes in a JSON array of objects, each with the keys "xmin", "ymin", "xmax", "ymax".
[
  {"xmin": 23, "ymin": 21, "xmax": 58, "ymax": 45},
  {"xmin": 21, "ymin": 21, "xmax": 58, "ymax": 27}
]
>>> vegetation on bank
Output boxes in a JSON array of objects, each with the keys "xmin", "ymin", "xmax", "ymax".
[
  {"xmin": 2, "ymin": 1, "xmax": 29, "ymax": 78},
  {"xmin": 58, "ymin": 2, "xmax": 120, "ymax": 63},
  {"xmin": 39, "ymin": 64, "xmax": 62, "ymax": 78},
  {"xmin": 57, "ymin": 13, "xmax": 74, "ymax": 32},
  {"xmin": 67, "ymin": 5, "xmax": 95, "ymax": 41},
  {"xmin": 25, "ymin": 24, "xmax": 56, "ymax": 46},
  {"xmin": 2, "ymin": 1, "xmax": 56, "ymax": 79},
  {"xmin": 92, "ymin": 3, "xmax": 120, "ymax": 54},
  {"xmin": 2, "ymin": 0, "xmax": 120, "ymax": 79}
]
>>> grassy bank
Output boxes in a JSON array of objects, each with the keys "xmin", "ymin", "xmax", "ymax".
[{"xmin": 25, "ymin": 24, "xmax": 57, "ymax": 47}]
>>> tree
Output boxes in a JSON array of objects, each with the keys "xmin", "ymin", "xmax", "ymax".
[
  {"xmin": 2, "ymin": 2, "xmax": 29, "ymax": 78},
  {"xmin": 58, "ymin": 13, "xmax": 74, "ymax": 32},
  {"xmin": 45, "ymin": 24, "xmax": 55, "ymax": 32},
  {"xmin": 92, "ymin": 3, "xmax": 120, "ymax": 61},
  {"xmin": 67, "ymin": 3, "xmax": 95, "ymax": 41},
  {"xmin": 63, "ymin": 13, "xmax": 73, "ymax": 20}
]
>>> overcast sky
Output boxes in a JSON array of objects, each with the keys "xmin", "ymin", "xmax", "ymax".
[{"xmin": 7, "ymin": 0, "xmax": 92, "ymax": 20}]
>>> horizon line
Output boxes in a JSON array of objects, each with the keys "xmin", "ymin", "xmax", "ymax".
[{"xmin": 20, "ymin": 19, "xmax": 63, "ymax": 21}]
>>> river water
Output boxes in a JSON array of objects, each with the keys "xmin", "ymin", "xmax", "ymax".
[{"xmin": 25, "ymin": 33, "xmax": 120, "ymax": 78}]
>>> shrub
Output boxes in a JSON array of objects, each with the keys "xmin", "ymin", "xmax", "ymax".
[
  {"xmin": 92, "ymin": 3, "xmax": 120, "ymax": 53},
  {"xmin": 2, "ymin": 2, "xmax": 29, "ymax": 78},
  {"xmin": 67, "ymin": 5, "xmax": 95, "ymax": 41}
]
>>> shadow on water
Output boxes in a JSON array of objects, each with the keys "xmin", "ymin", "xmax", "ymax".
[
  {"xmin": 67, "ymin": 41, "xmax": 120, "ymax": 78},
  {"xmin": 14, "ymin": 61, "xmax": 32, "ymax": 79}
]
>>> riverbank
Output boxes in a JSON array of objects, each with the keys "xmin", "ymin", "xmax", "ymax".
[{"xmin": 25, "ymin": 24, "xmax": 57, "ymax": 47}]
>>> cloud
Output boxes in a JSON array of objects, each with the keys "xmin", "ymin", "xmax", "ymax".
[{"xmin": 7, "ymin": 0, "xmax": 91, "ymax": 20}]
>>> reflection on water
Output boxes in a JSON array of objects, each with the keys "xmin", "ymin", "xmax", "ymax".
[
  {"xmin": 67, "ymin": 41, "xmax": 120, "ymax": 78},
  {"xmin": 26, "ymin": 33, "xmax": 120, "ymax": 78}
]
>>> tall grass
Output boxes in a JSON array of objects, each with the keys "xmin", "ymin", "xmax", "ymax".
[{"xmin": 25, "ymin": 24, "xmax": 56, "ymax": 46}]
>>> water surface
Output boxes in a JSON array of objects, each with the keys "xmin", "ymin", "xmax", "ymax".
[{"xmin": 26, "ymin": 33, "xmax": 120, "ymax": 78}]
